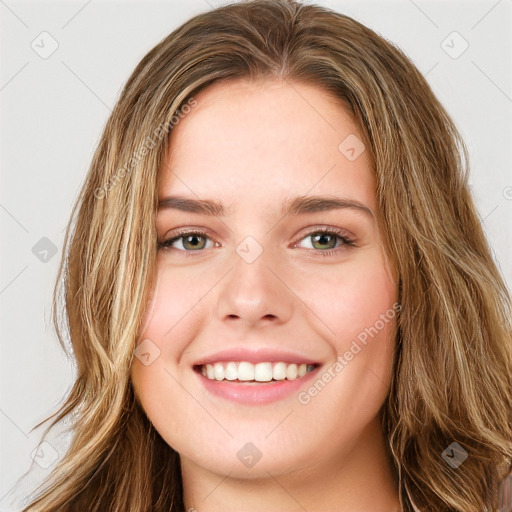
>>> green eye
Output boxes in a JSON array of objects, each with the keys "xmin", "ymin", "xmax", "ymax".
[{"xmin": 158, "ymin": 232, "xmax": 214, "ymax": 251}]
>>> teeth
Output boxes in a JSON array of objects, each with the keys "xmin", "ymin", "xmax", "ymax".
[
  {"xmin": 273, "ymin": 362, "xmax": 287, "ymax": 380},
  {"xmin": 286, "ymin": 363, "xmax": 297, "ymax": 380},
  {"xmin": 254, "ymin": 362, "xmax": 273, "ymax": 382},
  {"xmin": 200, "ymin": 361, "xmax": 316, "ymax": 382},
  {"xmin": 225, "ymin": 361, "xmax": 238, "ymax": 381},
  {"xmin": 238, "ymin": 361, "xmax": 254, "ymax": 381},
  {"xmin": 213, "ymin": 363, "xmax": 224, "ymax": 380}
]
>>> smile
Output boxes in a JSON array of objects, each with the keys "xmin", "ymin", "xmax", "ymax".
[
  {"xmin": 192, "ymin": 349, "xmax": 322, "ymax": 404},
  {"xmin": 196, "ymin": 361, "xmax": 317, "ymax": 382}
]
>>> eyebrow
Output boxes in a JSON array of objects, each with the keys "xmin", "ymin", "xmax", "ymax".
[{"xmin": 158, "ymin": 194, "xmax": 374, "ymax": 218}]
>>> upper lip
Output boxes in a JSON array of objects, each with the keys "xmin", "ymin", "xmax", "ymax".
[{"xmin": 192, "ymin": 348, "xmax": 320, "ymax": 367}]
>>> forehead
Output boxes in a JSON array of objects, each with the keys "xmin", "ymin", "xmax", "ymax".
[{"xmin": 159, "ymin": 78, "xmax": 375, "ymax": 212}]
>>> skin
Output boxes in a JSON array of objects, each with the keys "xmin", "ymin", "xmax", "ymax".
[{"xmin": 131, "ymin": 78, "xmax": 402, "ymax": 512}]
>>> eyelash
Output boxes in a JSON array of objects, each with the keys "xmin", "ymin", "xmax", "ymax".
[{"xmin": 157, "ymin": 227, "xmax": 356, "ymax": 257}]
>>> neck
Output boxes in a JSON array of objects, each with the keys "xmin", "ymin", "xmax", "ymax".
[{"xmin": 180, "ymin": 418, "xmax": 402, "ymax": 512}]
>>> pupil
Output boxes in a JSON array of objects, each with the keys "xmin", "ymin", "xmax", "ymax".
[
  {"xmin": 314, "ymin": 233, "xmax": 334, "ymax": 249},
  {"xmin": 185, "ymin": 235, "xmax": 204, "ymax": 250}
]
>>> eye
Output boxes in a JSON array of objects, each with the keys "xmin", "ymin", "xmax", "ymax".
[
  {"xmin": 157, "ymin": 227, "xmax": 356, "ymax": 256},
  {"xmin": 294, "ymin": 228, "xmax": 356, "ymax": 256},
  {"xmin": 158, "ymin": 231, "xmax": 216, "ymax": 252}
]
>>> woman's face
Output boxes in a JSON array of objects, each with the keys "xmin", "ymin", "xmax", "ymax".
[{"xmin": 131, "ymin": 78, "xmax": 399, "ymax": 480}]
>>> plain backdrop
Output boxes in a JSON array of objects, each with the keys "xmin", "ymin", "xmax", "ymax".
[{"xmin": 1, "ymin": 0, "xmax": 511, "ymax": 509}]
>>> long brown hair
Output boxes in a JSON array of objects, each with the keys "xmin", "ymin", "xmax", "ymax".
[{"xmin": 19, "ymin": 1, "xmax": 512, "ymax": 510}]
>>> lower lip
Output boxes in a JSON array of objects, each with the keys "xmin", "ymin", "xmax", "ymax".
[{"xmin": 196, "ymin": 368, "xmax": 320, "ymax": 404}]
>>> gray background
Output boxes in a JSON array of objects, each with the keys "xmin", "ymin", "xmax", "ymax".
[{"xmin": 1, "ymin": 0, "xmax": 511, "ymax": 509}]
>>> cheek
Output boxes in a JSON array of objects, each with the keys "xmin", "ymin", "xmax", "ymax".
[
  {"xmin": 130, "ymin": 264, "xmax": 204, "ymax": 424},
  {"xmin": 136, "ymin": 261, "xmax": 217, "ymax": 356},
  {"xmin": 294, "ymin": 249, "xmax": 398, "ymax": 348},
  {"xmin": 292, "ymin": 250, "xmax": 398, "ymax": 425}
]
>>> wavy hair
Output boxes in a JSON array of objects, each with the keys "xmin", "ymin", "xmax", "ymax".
[{"xmin": 19, "ymin": 0, "xmax": 512, "ymax": 510}]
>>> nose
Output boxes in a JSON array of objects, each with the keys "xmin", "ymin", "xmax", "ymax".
[{"xmin": 213, "ymin": 244, "xmax": 295, "ymax": 329}]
